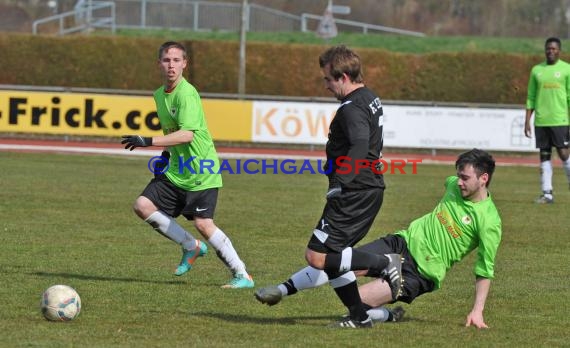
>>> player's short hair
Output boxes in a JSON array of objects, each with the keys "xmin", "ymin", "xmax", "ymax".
[
  {"xmin": 545, "ymin": 37, "xmax": 561, "ymax": 49},
  {"xmin": 318, "ymin": 45, "xmax": 364, "ymax": 83},
  {"xmin": 158, "ymin": 41, "xmax": 188, "ymax": 60},
  {"xmin": 455, "ymin": 148, "xmax": 496, "ymax": 187}
]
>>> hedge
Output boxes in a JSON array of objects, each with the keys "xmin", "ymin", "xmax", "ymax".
[{"xmin": 0, "ymin": 33, "xmax": 546, "ymax": 104}]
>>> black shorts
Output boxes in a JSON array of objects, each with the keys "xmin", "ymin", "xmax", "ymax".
[
  {"xmin": 141, "ymin": 174, "xmax": 218, "ymax": 220},
  {"xmin": 307, "ymin": 187, "xmax": 384, "ymax": 253},
  {"xmin": 356, "ymin": 234, "xmax": 435, "ymax": 304},
  {"xmin": 535, "ymin": 126, "xmax": 570, "ymax": 149}
]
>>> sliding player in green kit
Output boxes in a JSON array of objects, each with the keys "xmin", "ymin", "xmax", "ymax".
[{"xmin": 256, "ymin": 148, "xmax": 501, "ymax": 329}]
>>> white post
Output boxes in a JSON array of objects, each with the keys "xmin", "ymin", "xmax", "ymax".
[
  {"xmin": 238, "ymin": 0, "xmax": 248, "ymax": 96},
  {"xmin": 193, "ymin": 2, "xmax": 199, "ymax": 31},
  {"xmin": 87, "ymin": 0, "xmax": 92, "ymax": 33},
  {"xmin": 141, "ymin": 0, "xmax": 146, "ymax": 29}
]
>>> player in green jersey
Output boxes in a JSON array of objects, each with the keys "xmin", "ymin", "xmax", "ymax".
[
  {"xmin": 121, "ymin": 41, "xmax": 254, "ymax": 289},
  {"xmin": 256, "ymin": 149, "xmax": 501, "ymax": 329},
  {"xmin": 525, "ymin": 37, "xmax": 570, "ymax": 204}
]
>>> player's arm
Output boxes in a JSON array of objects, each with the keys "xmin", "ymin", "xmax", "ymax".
[
  {"xmin": 524, "ymin": 69, "xmax": 537, "ymax": 138},
  {"xmin": 121, "ymin": 130, "xmax": 194, "ymax": 151},
  {"xmin": 524, "ymin": 109, "xmax": 534, "ymax": 138},
  {"xmin": 151, "ymin": 129, "xmax": 194, "ymax": 147},
  {"xmin": 524, "ymin": 66, "xmax": 541, "ymax": 138},
  {"xmin": 469, "ymin": 215, "xmax": 501, "ymax": 329},
  {"xmin": 566, "ymin": 64, "xmax": 570, "ymax": 110},
  {"xmin": 465, "ymin": 276, "xmax": 491, "ymax": 329},
  {"xmin": 334, "ymin": 109, "xmax": 370, "ymax": 187},
  {"xmin": 327, "ymin": 137, "xmax": 368, "ymax": 199}
]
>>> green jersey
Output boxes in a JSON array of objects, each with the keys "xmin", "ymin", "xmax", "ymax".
[
  {"xmin": 526, "ymin": 59, "xmax": 570, "ymax": 127},
  {"xmin": 153, "ymin": 78, "xmax": 222, "ymax": 191},
  {"xmin": 396, "ymin": 176, "xmax": 502, "ymax": 289}
]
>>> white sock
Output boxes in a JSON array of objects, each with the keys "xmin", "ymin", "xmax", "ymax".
[
  {"xmin": 329, "ymin": 271, "xmax": 357, "ymax": 288},
  {"xmin": 289, "ymin": 266, "xmax": 329, "ymax": 292},
  {"xmin": 208, "ymin": 228, "xmax": 247, "ymax": 276},
  {"xmin": 540, "ymin": 160, "xmax": 553, "ymax": 195},
  {"xmin": 563, "ymin": 158, "xmax": 570, "ymax": 185},
  {"xmin": 276, "ymin": 266, "xmax": 334, "ymax": 297},
  {"xmin": 277, "ymin": 284, "xmax": 288, "ymax": 296},
  {"xmin": 366, "ymin": 307, "xmax": 391, "ymax": 322},
  {"xmin": 339, "ymin": 247, "xmax": 353, "ymax": 273},
  {"xmin": 145, "ymin": 211, "xmax": 196, "ymax": 250}
]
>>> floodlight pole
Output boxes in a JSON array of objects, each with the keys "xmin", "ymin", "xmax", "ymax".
[
  {"xmin": 86, "ymin": 0, "xmax": 92, "ymax": 32},
  {"xmin": 238, "ymin": 0, "xmax": 248, "ymax": 96}
]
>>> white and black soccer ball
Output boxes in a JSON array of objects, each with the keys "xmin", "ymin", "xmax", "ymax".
[{"xmin": 40, "ymin": 285, "xmax": 81, "ymax": 321}]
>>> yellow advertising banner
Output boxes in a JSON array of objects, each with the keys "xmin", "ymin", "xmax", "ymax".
[
  {"xmin": 204, "ymin": 98, "xmax": 252, "ymax": 142},
  {"xmin": 0, "ymin": 90, "xmax": 252, "ymax": 141}
]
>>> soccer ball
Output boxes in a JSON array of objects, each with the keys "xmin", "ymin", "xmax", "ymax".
[{"xmin": 40, "ymin": 285, "xmax": 81, "ymax": 321}]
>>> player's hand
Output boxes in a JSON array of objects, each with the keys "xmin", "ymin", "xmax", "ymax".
[
  {"xmin": 523, "ymin": 122, "xmax": 532, "ymax": 138},
  {"xmin": 326, "ymin": 175, "xmax": 342, "ymax": 199},
  {"xmin": 322, "ymin": 159, "xmax": 333, "ymax": 174},
  {"xmin": 465, "ymin": 311, "xmax": 489, "ymax": 329},
  {"xmin": 326, "ymin": 186, "xmax": 342, "ymax": 199},
  {"xmin": 121, "ymin": 135, "xmax": 153, "ymax": 151},
  {"xmin": 153, "ymin": 151, "xmax": 170, "ymax": 177}
]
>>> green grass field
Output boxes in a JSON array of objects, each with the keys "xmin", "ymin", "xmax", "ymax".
[{"xmin": 0, "ymin": 151, "xmax": 568, "ymax": 347}]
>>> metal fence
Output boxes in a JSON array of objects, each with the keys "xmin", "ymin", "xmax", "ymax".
[
  {"xmin": 33, "ymin": 0, "xmax": 424, "ymax": 36},
  {"xmin": 108, "ymin": 0, "xmax": 302, "ymax": 32},
  {"xmin": 33, "ymin": 1, "xmax": 116, "ymax": 35}
]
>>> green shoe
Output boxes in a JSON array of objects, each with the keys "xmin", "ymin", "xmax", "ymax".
[
  {"xmin": 221, "ymin": 274, "xmax": 254, "ymax": 289},
  {"xmin": 174, "ymin": 240, "xmax": 207, "ymax": 276}
]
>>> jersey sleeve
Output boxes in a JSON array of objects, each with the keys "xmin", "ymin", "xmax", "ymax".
[
  {"xmin": 177, "ymin": 91, "xmax": 204, "ymax": 131},
  {"xmin": 566, "ymin": 63, "xmax": 570, "ymax": 109},
  {"xmin": 444, "ymin": 175, "xmax": 457, "ymax": 189},
  {"xmin": 474, "ymin": 212, "xmax": 502, "ymax": 279},
  {"xmin": 342, "ymin": 104, "xmax": 370, "ymax": 142},
  {"xmin": 336, "ymin": 105, "xmax": 370, "ymax": 185},
  {"xmin": 526, "ymin": 66, "xmax": 538, "ymax": 110}
]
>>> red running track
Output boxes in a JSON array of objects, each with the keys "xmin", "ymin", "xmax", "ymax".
[{"xmin": 0, "ymin": 137, "xmax": 543, "ymax": 167}]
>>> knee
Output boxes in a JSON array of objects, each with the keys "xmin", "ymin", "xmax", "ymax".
[
  {"xmin": 305, "ymin": 250, "xmax": 325, "ymax": 269},
  {"xmin": 133, "ymin": 196, "xmax": 156, "ymax": 219},
  {"xmin": 193, "ymin": 218, "xmax": 215, "ymax": 234},
  {"xmin": 540, "ymin": 149, "xmax": 552, "ymax": 162}
]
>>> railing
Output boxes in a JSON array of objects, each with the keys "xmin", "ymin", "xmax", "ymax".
[
  {"xmin": 110, "ymin": 0, "xmax": 299, "ymax": 32},
  {"xmin": 32, "ymin": 0, "xmax": 424, "ymax": 37},
  {"xmin": 301, "ymin": 13, "xmax": 425, "ymax": 37},
  {"xmin": 32, "ymin": 1, "xmax": 116, "ymax": 35}
]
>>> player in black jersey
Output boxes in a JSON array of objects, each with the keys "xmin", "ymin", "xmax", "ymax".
[{"xmin": 256, "ymin": 46, "xmax": 401, "ymax": 328}]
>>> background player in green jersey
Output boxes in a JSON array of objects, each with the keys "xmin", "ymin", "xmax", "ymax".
[
  {"xmin": 121, "ymin": 41, "xmax": 254, "ymax": 289},
  {"xmin": 256, "ymin": 149, "xmax": 501, "ymax": 329},
  {"xmin": 524, "ymin": 37, "xmax": 570, "ymax": 204}
]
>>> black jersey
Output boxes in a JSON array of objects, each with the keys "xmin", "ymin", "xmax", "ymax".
[{"xmin": 326, "ymin": 86, "xmax": 385, "ymax": 190}]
